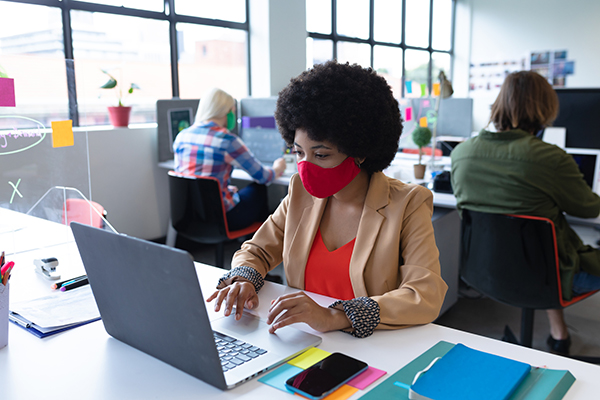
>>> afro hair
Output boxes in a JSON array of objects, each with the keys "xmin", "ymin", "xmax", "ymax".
[{"xmin": 275, "ymin": 61, "xmax": 403, "ymax": 174}]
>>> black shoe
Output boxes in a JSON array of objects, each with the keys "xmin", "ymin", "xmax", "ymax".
[{"xmin": 547, "ymin": 335, "xmax": 571, "ymax": 356}]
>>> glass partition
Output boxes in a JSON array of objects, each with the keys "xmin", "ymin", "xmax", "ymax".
[{"xmin": 0, "ymin": 59, "xmax": 115, "ymax": 257}]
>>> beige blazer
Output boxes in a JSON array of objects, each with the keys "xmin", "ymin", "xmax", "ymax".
[{"xmin": 231, "ymin": 172, "xmax": 448, "ymax": 330}]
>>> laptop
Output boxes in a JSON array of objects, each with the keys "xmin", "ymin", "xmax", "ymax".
[
  {"xmin": 70, "ymin": 222, "xmax": 322, "ymax": 390},
  {"xmin": 565, "ymin": 147, "xmax": 600, "ymax": 194}
]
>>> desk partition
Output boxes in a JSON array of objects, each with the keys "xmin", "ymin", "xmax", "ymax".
[{"xmin": 1, "ymin": 61, "xmax": 114, "ymax": 256}]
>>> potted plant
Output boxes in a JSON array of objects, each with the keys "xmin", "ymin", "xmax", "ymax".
[
  {"xmin": 100, "ymin": 69, "xmax": 140, "ymax": 127},
  {"xmin": 412, "ymin": 126, "xmax": 432, "ymax": 179}
]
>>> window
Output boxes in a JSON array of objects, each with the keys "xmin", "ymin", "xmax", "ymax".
[
  {"xmin": 71, "ymin": 11, "xmax": 171, "ymax": 125},
  {"xmin": 78, "ymin": 0, "xmax": 164, "ymax": 12},
  {"xmin": 0, "ymin": 2, "xmax": 69, "ymax": 128},
  {"xmin": 0, "ymin": 0, "xmax": 249, "ymax": 127},
  {"xmin": 306, "ymin": 0, "xmax": 332, "ymax": 35},
  {"xmin": 177, "ymin": 24, "xmax": 248, "ymax": 100},
  {"xmin": 175, "ymin": 0, "xmax": 246, "ymax": 23},
  {"xmin": 306, "ymin": 0, "xmax": 455, "ymax": 97}
]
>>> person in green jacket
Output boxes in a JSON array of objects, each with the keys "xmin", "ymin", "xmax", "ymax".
[{"xmin": 451, "ymin": 70, "xmax": 600, "ymax": 355}]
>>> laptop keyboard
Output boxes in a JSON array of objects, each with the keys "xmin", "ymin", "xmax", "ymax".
[{"xmin": 213, "ymin": 331, "xmax": 267, "ymax": 372}]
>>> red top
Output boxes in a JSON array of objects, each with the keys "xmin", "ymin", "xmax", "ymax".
[{"xmin": 304, "ymin": 228, "xmax": 356, "ymax": 300}]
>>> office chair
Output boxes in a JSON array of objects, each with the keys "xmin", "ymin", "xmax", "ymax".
[
  {"xmin": 459, "ymin": 209, "xmax": 600, "ymax": 362},
  {"xmin": 63, "ymin": 198, "xmax": 107, "ymax": 229},
  {"xmin": 167, "ymin": 171, "xmax": 262, "ymax": 269}
]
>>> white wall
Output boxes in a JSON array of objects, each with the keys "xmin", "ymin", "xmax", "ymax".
[
  {"xmin": 454, "ymin": 0, "xmax": 600, "ymax": 130},
  {"xmin": 249, "ymin": 0, "xmax": 307, "ymax": 97},
  {"xmin": 87, "ymin": 125, "xmax": 169, "ymax": 240}
]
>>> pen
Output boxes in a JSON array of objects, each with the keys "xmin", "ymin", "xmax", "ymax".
[
  {"xmin": 60, "ymin": 277, "xmax": 89, "ymax": 292},
  {"xmin": 2, "ymin": 264, "xmax": 13, "ymax": 285},
  {"xmin": 51, "ymin": 275, "xmax": 87, "ymax": 290},
  {"xmin": 1, "ymin": 261, "xmax": 14, "ymax": 279},
  {"xmin": 0, "ymin": 250, "xmax": 4, "ymax": 267}
]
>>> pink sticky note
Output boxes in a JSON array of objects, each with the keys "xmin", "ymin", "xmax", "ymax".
[
  {"xmin": 405, "ymin": 107, "xmax": 413, "ymax": 121},
  {"xmin": 0, "ymin": 77, "xmax": 16, "ymax": 107},
  {"xmin": 346, "ymin": 366, "xmax": 387, "ymax": 390}
]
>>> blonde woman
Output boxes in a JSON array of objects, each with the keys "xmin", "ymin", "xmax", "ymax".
[{"xmin": 173, "ymin": 88, "xmax": 286, "ymax": 230}]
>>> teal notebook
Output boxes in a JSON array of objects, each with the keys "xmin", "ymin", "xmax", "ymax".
[
  {"xmin": 358, "ymin": 341, "xmax": 575, "ymax": 400},
  {"xmin": 410, "ymin": 343, "xmax": 531, "ymax": 400}
]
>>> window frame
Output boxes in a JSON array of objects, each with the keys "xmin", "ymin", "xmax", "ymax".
[
  {"xmin": 307, "ymin": 0, "xmax": 455, "ymax": 98},
  {"xmin": 0, "ymin": 0, "xmax": 250, "ymax": 126}
]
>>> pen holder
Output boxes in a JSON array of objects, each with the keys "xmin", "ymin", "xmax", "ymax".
[{"xmin": 0, "ymin": 283, "xmax": 8, "ymax": 349}]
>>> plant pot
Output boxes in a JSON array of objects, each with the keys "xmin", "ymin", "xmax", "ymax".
[
  {"xmin": 107, "ymin": 106, "xmax": 132, "ymax": 127},
  {"xmin": 414, "ymin": 164, "xmax": 426, "ymax": 179}
]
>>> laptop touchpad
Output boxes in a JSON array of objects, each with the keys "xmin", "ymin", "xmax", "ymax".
[{"xmin": 212, "ymin": 312, "xmax": 264, "ymax": 335}]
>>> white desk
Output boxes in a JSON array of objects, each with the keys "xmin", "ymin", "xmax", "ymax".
[
  {"xmin": 0, "ymin": 210, "xmax": 599, "ymax": 399},
  {"xmin": 2, "ymin": 256, "xmax": 600, "ymax": 399},
  {"xmin": 0, "ymin": 208, "xmax": 75, "ymax": 256}
]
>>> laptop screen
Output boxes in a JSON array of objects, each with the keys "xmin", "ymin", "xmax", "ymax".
[
  {"xmin": 571, "ymin": 153, "xmax": 596, "ymax": 189},
  {"xmin": 566, "ymin": 148, "xmax": 600, "ymax": 193}
]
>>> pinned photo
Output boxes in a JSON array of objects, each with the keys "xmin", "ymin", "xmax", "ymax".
[
  {"xmin": 531, "ymin": 51, "xmax": 550, "ymax": 65},
  {"xmin": 554, "ymin": 50, "xmax": 567, "ymax": 60}
]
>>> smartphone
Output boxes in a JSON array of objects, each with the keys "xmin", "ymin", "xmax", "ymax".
[{"xmin": 285, "ymin": 352, "xmax": 368, "ymax": 399}]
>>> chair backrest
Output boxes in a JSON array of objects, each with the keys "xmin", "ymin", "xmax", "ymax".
[
  {"xmin": 460, "ymin": 209, "xmax": 565, "ymax": 309},
  {"xmin": 64, "ymin": 198, "xmax": 106, "ymax": 229},
  {"xmin": 168, "ymin": 171, "xmax": 230, "ymax": 243}
]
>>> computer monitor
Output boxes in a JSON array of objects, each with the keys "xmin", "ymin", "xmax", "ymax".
[
  {"xmin": 554, "ymin": 88, "xmax": 600, "ymax": 149},
  {"xmin": 239, "ymin": 116, "xmax": 286, "ymax": 164},
  {"xmin": 157, "ymin": 99, "xmax": 200, "ymax": 162},
  {"xmin": 565, "ymin": 147, "xmax": 600, "ymax": 194},
  {"xmin": 167, "ymin": 108, "xmax": 193, "ymax": 152}
]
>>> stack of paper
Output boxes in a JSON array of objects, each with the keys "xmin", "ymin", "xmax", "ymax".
[{"xmin": 9, "ymin": 285, "xmax": 100, "ymax": 338}]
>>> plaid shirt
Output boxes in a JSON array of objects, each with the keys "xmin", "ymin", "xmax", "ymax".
[{"xmin": 173, "ymin": 122, "xmax": 276, "ymax": 211}]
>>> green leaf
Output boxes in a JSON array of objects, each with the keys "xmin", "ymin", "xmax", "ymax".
[
  {"xmin": 100, "ymin": 69, "xmax": 116, "ymax": 80},
  {"xmin": 412, "ymin": 126, "xmax": 432, "ymax": 148},
  {"xmin": 100, "ymin": 78, "xmax": 117, "ymax": 89},
  {"xmin": 128, "ymin": 83, "xmax": 141, "ymax": 94}
]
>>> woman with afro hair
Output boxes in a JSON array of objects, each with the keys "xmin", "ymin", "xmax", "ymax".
[{"xmin": 208, "ymin": 61, "xmax": 447, "ymax": 338}]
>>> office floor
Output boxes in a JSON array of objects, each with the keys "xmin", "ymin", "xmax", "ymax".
[{"xmin": 172, "ymin": 226, "xmax": 600, "ymax": 362}]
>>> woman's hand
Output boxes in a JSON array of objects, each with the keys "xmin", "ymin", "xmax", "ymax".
[
  {"xmin": 206, "ymin": 281, "xmax": 259, "ymax": 321},
  {"xmin": 266, "ymin": 292, "xmax": 351, "ymax": 334},
  {"xmin": 272, "ymin": 157, "xmax": 287, "ymax": 178},
  {"xmin": 227, "ymin": 185, "xmax": 239, "ymax": 194}
]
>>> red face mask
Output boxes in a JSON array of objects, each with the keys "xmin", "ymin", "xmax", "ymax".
[{"xmin": 297, "ymin": 156, "xmax": 361, "ymax": 198}]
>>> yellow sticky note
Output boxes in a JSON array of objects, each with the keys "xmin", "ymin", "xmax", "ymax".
[
  {"xmin": 419, "ymin": 117, "xmax": 428, "ymax": 128},
  {"xmin": 51, "ymin": 120, "xmax": 74, "ymax": 148},
  {"xmin": 433, "ymin": 82, "xmax": 441, "ymax": 96},
  {"xmin": 287, "ymin": 347, "xmax": 331, "ymax": 369}
]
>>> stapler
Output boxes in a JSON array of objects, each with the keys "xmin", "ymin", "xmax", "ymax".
[{"xmin": 34, "ymin": 257, "xmax": 61, "ymax": 280}]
